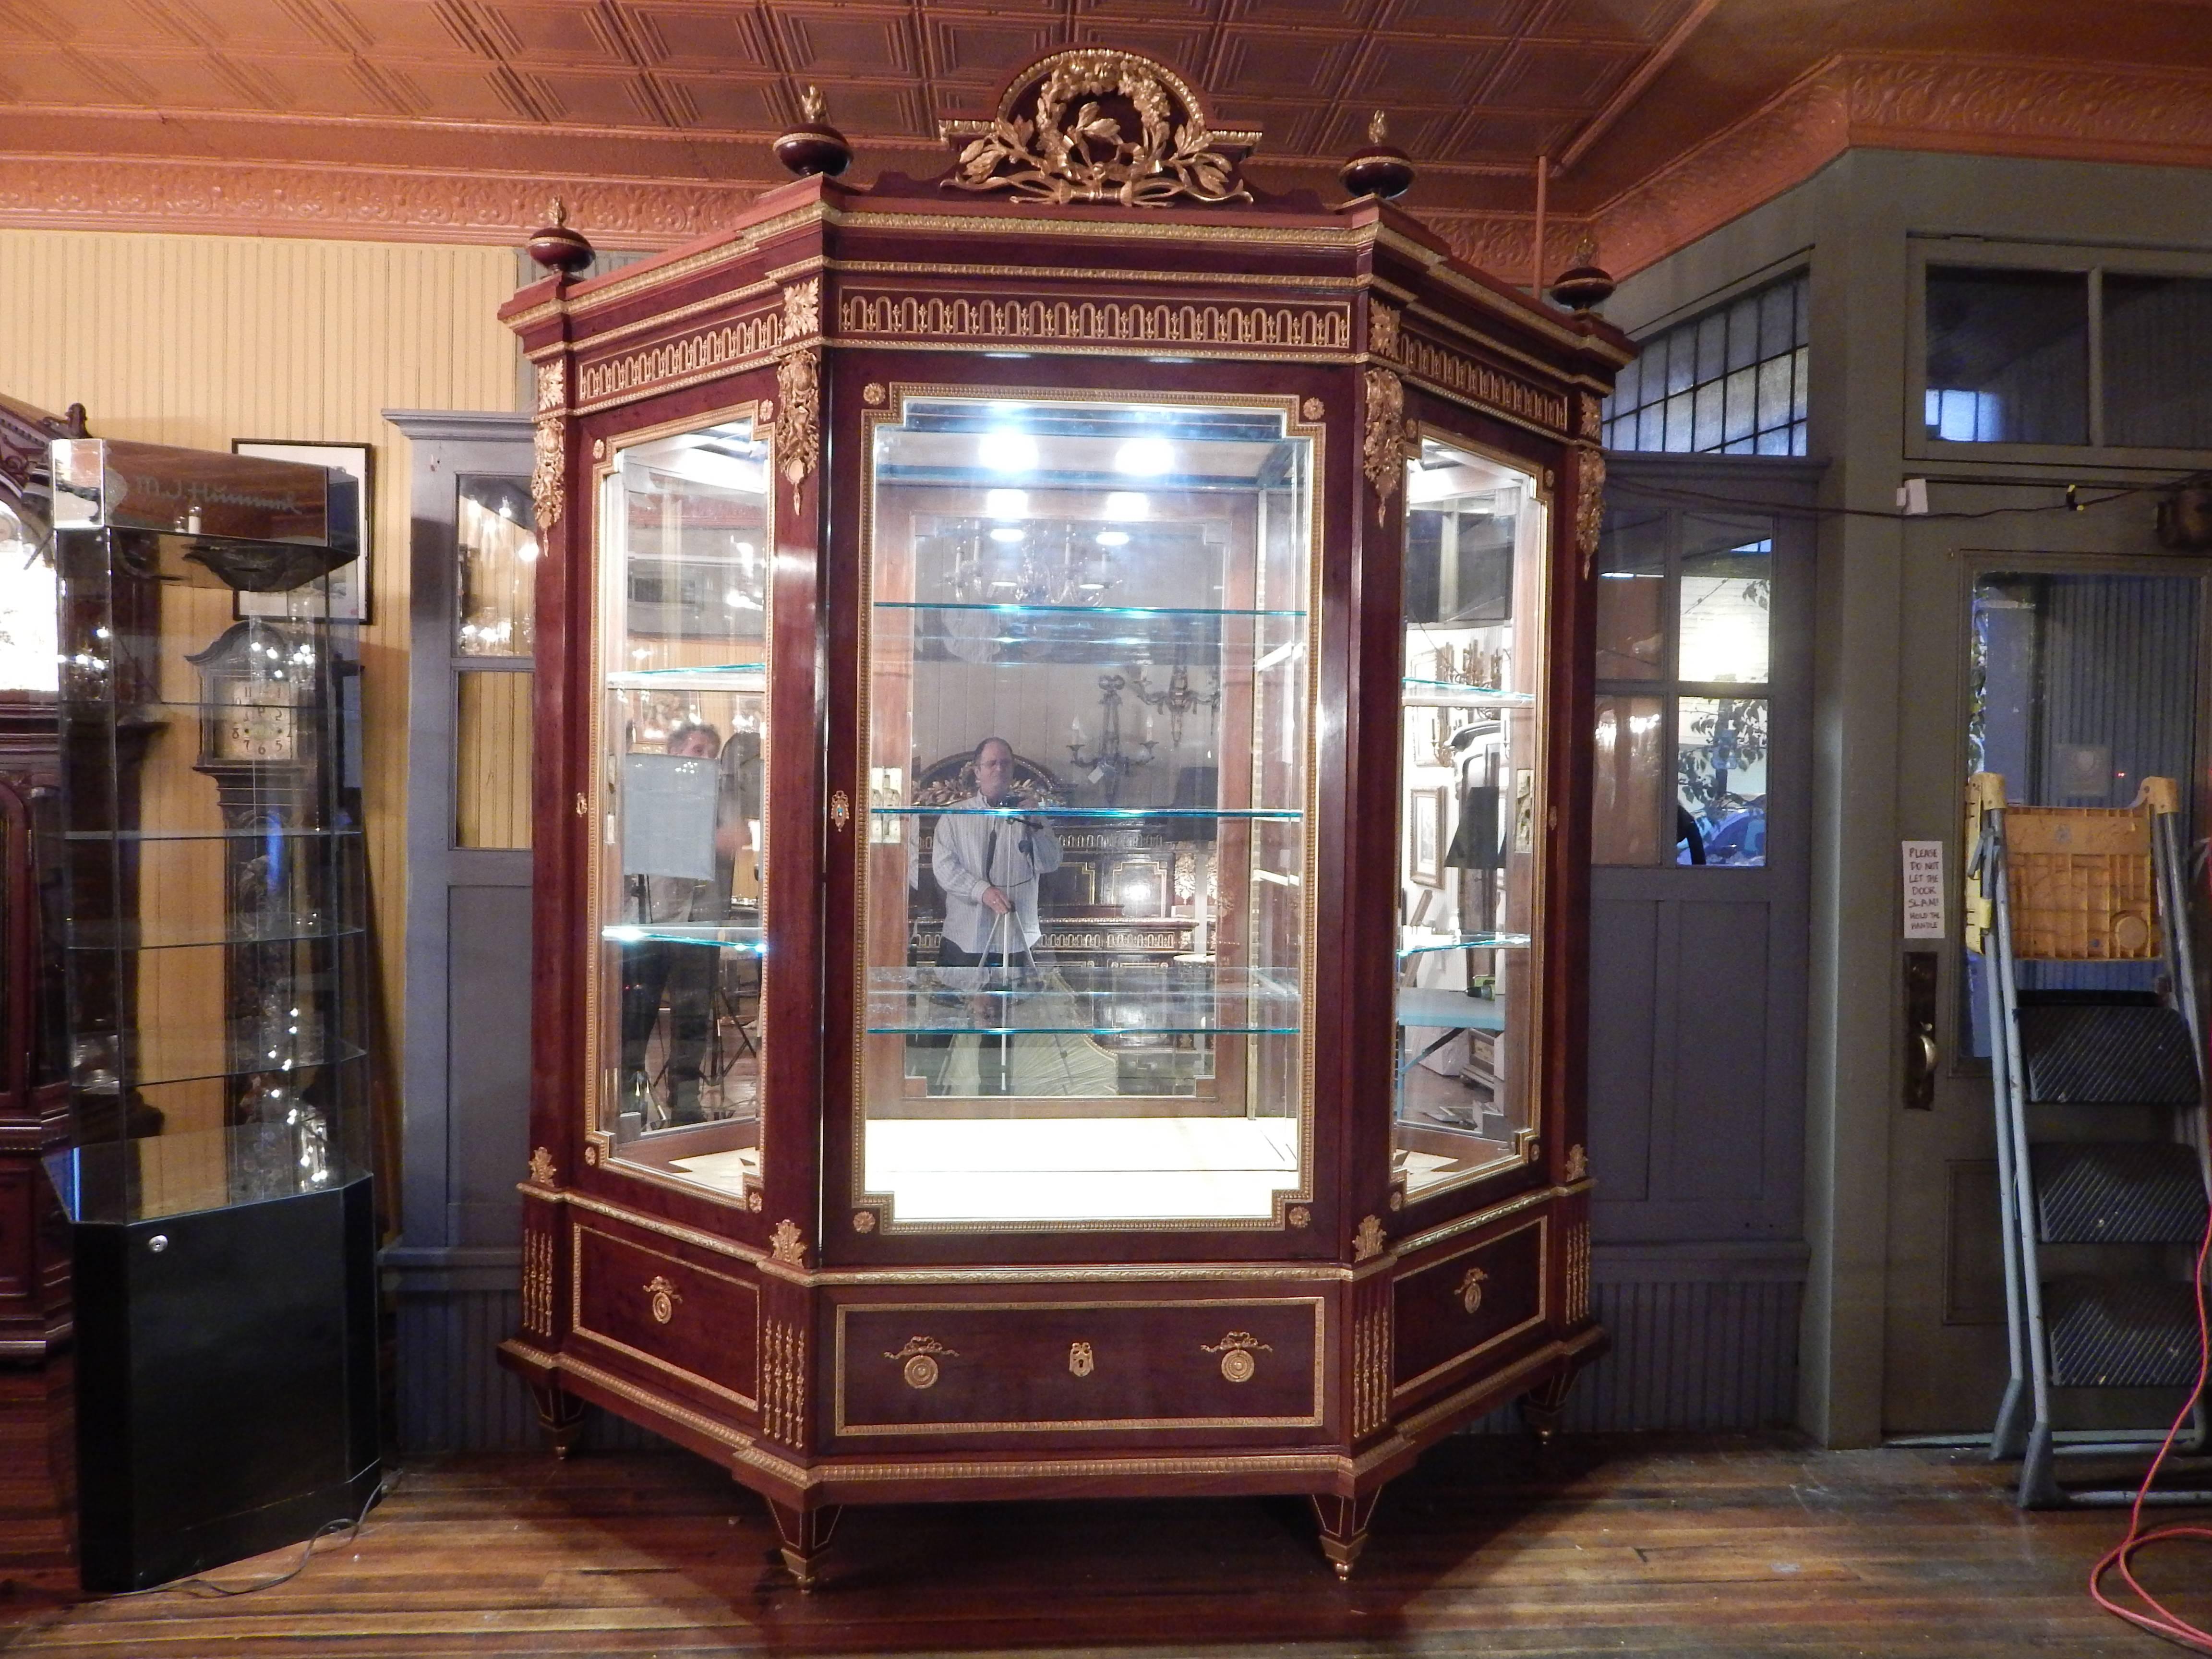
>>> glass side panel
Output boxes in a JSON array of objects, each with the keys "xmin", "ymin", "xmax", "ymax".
[
  {"xmin": 593, "ymin": 420, "xmax": 769, "ymax": 1205},
  {"xmin": 456, "ymin": 475, "xmax": 537, "ymax": 656},
  {"xmin": 859, "ymin": 395, "xmax": 1315, "ymax": 1227},
  {"xmin": 1394, "ymin": 438, "xmax": 1547, "ymax": 1200},
  {"xmin": 54, "ymin": 497, "xmax": 371, "ymax": 1210}
]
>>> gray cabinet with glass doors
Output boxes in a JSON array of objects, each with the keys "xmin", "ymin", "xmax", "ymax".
[{"xmin": 500, "ymin": 46, "xmax": 1628, "ymax": 1585}]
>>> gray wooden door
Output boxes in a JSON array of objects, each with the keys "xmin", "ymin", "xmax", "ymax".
[
  {"xmin": 1579, "ymin": 457, "xmax": 1817, "ymax": 1425},
  {"xmin": 382, "ymin": 411, "xmax": 539, "ymax": 1447},
  {"xmin": 1884, "ymin": 529, "xmax": 2211, "ymax": 1434}
]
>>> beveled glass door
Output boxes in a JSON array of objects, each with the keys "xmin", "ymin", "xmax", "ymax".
[
  {"xmin": 853, "ymin": 391, "xmax": 1321, "ymax": 1229},
  {"xmin": 588, "ymin": 413, "xmax": 771, "ymax": 1204}
]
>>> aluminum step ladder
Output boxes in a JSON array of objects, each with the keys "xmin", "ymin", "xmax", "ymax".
[{"xmin": 1965, "ymin": 772, "xmax": 2212, "ymax": 1508}]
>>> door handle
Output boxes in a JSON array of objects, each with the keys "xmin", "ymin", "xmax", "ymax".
[{"xmin": 1903, "ymin": 950, "xmax": 1939, "ymax": 1109}]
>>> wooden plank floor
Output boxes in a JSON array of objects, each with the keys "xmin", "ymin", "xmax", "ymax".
[{"xmin": 1, "ymin": 1409, "xmax": 2206, "ymax": 1656}]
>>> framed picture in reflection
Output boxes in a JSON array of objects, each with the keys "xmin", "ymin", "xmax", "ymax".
[
  {"xmin": 1410, "ymin": 786, "xmax": 1447, "ymax": 889},
  {"xmin": 231, "ymin": 439, "xmax": 373, "ymax": 623}
]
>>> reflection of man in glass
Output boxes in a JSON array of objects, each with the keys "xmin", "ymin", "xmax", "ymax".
[
  {"xmin": 929, "ymin": 736, "xmax": 1061, "ymax": 1094},
  {"xmin": 622, "ymin": 721, "xmax": 740, "ymax": 1124}
]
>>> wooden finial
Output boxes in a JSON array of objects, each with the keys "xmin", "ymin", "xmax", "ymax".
[
  {"xmin": 1546, "ymin": 236, "xmax": 1616, "ymax": 313},
  {"xmin": 776, "ymin": 84, "xmax": 852, "ymax": 178},
  {"xmin": 526, "ymin": 199, "xmax": 594, "ymax": 279},
  {"xmin": 1341, "ymin": 109, "xmax": 1415, "ymax": 201}
]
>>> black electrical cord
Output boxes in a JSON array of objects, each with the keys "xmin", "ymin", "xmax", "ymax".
[
  {"xmin": 106, "ymin": 1467, "xmax": 401, "ymax": 1601},
  {"xmin": 1606, "ymin": 466, "xmax": 2212, "ymax": 526}
]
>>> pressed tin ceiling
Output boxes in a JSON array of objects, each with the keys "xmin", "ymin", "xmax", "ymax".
[{"xmin": 2, "ymin": 0, "xmax": 2211, "ymax": 279}]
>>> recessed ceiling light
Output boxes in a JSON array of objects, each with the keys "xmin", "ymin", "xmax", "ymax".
[
  {"xmin": 1114, "ymin": 437, "xmax": 1174, "ymax": 476},
  {"xmin": 1096, "ymin": 530, "xmax": 1130, "ymax": 547},
  {"xmin": 978, "ymin": 431, "xmax": 1038, "ymax": 472},
  {"xmin": 988, "ymin": 526, "xmax": 1025, "ymax": 543}
]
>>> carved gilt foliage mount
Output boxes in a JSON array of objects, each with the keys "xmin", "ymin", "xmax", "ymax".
[{"xmin": 941, "ymin": 50, "xmax": 1259, "ymax": 208}]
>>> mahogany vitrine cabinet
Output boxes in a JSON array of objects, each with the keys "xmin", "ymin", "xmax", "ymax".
[{"xmin": 499, "ymin": 49, "xmax": 1628, "ymax": 1583}]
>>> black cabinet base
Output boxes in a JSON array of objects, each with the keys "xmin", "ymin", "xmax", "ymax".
[{"xmin": 67, "ymin": 1173, "xmax": 380, "ymax": 1594}]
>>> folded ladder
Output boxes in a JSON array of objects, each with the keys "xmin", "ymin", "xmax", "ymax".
[{"xmin": 1964, "ymin": 773, "xmax": 2212, "ymax": 1508}]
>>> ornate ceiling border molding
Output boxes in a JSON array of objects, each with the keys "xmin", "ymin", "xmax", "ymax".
[
  {"xmin": 1590, "ymin": 51, "xmax": 2212, "ymax": 278},
  {"xmin": 0, "ymin": 154, "xmax": 749, "ymax": 249},
  {"xmin": 0, "ymin": 52, "xmax": 2208, "ymax": 287}
]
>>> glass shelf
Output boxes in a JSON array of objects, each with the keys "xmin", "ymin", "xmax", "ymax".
[
  {"xmin": 1397, "ymin": 986, "xmax": 1506, "ymax": 1031},
  {"xmin": 873, "ymin": 601, "xmax": 1304, "ymax": 668},
  {"xmin": 604, "ymin": 663, "xmax": 765, "ymax": 691},
  {"xmin": 875, "ymin": 601, "xmax": 1305, "ymax": 618},
  {"xmin": 1401, "ymin": 679, "xmax": 1534, "ymax": 708},
  {"xmin": 867, "ymin": 964, "xmax": 1301, "ymax": 1037},
  {"xmin": 74, "ymin": 1036, "xmax": 367, "ymax": 1093},
  {"xmin": 63, "ymin": 827, "xmax": 362, "ymax": 843},
  {"xmin": 601, "ymin": 922, "xmax": 763, "ymax": 951},
  {"xmin": 68, "ymin": 921, "xmax": 365, "ymax": 953},
  {"xmin": 1398, "ymin": 928, "xmax": 1532, "ymax": 958},
  {"xmin": 875, "ymin": 805, "xmax": 1301, "ymax": 821}
]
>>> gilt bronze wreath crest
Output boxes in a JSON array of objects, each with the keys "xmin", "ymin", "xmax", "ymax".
[{"xmin": 939, "ymin": 50, "xmax": 1261, "ymax": 208}]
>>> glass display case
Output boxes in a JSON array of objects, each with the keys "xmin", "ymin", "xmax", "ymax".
[
  {"xmin": 41, "ymin": 436, "xmax": 379, "ymax": 1590},
  {"xmin": 501, "ymin": 47, "xmax": 1627, "ymax": 1586}
]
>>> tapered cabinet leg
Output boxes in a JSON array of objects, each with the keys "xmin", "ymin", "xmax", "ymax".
[
  {"xmin": 769, "ymin": 1499, "xmax": 841, "ymax": 1590},
  {"xmin": 1309, "ymin": 1490, "xmax": 1381, "ymax": 1580},
  {"xmin": 529, "ymin": 1381, "xmax": 587, "ymax": 1459},
  {"xmin": 1519, "ymin": 1370, "xmax": 1577, "ymax": 1449}
]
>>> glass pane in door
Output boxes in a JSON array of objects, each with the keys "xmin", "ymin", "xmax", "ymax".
[
  {"xmin": 1393, "ymin": 438, "xmax": 1547, "ymax": 1200},
  {"xmin": 858, "ymin": 394, "xmax": 1316, "ymax": 1227},
  {"xmin": 1961, "ymin": 571, "xmax": 2202, "ymax": 1056},
  {"xmin": 456, "ymin": 476, "xmax": 537, "ymax": 656},
  {"xmin": 592, "ymin": 420, "xmax": 769, "ymax": 1203}
]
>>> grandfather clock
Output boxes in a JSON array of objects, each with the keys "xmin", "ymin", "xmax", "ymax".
[{"xmin": 189, "ymin": 619, "xmax": 331, "ymax": 1180}]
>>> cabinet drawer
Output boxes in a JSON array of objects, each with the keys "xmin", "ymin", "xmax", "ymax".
[
  {"xmin": 572, "ymin": 1223, "xmax": 760, "ymax": 1410},
  {"xmin": 1392, "ymin": 1216, "xmax": 1546, "ymax": 1398},
  {"xmin": 835, "ymin": 1294, "xmax": 1325, "ymax": 1437}
]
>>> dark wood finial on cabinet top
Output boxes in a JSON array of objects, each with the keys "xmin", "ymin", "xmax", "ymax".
[
  {"xmin": 1339, "ymin": 109, "xmax": 1416, "ymax": 201},
  {"xmin": 1546, "ymin": 235, "xmax": 1616, "ymax": 313},
  {"xmin": 526, "ymin": 199, "xmax": 595, "ymax": 279},
  {"xmin": 776, "ymin": 85, "xmax": 853, "ymax": 178}
]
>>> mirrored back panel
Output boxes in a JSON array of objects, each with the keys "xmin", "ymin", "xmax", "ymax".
[{"xmin": 856, "ymin": 394, "xmax": 1318, "ymax": 1228}]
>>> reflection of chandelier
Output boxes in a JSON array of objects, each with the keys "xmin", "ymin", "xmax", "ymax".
[
  {"xmin": 948, "ymin": 519, "xmax": 1118, "ymax": 607},
  {"xmin": 1130, "ymin": 644, "xmax": 1219, "ymax": 747}
]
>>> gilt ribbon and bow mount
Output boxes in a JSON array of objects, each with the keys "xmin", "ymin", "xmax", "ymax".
[{"xmin": 939, "ymin": 50, "xmax": 1261, "ymax": 209}]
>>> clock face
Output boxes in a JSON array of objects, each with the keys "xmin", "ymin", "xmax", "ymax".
[{"xmin": 216, "ymin": 677, "xmax": 297, "ymax": 763}]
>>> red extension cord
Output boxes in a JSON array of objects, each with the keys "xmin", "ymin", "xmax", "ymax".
[{"xmin": 2086, "ymin": 1048, "xmax": 2212, "ymax": 1648}]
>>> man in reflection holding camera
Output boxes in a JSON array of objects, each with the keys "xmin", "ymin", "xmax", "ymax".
[{"xmin": 929, "ymin": 735, "xmax": 1062, "ymax": 1095}]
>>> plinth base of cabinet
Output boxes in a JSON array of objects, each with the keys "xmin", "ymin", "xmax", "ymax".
[{"xmin": 497, "ymin": 1321, "xmax": 1603, "ymax": 1584}]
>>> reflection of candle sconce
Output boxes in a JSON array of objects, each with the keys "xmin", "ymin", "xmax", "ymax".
[
  {"xmin": 1130, "ymin": 645, "xmax": 1219, "ymax": 747},
  {"xmin": 1067, "ymin": 673, "xmax": 1155, "ymax": 805}
]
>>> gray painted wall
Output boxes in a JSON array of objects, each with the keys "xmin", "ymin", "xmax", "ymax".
[{"xmin": 1605, "ymin": 148, "xmax": 2212, "ymax": 1444}]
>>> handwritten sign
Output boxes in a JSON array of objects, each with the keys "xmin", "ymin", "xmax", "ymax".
[{"xmin": 1902, "ymin": 840, "xmax": 1945, "ymax": 939}]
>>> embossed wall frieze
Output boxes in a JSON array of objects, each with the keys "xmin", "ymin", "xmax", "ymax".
[{"xmin": 837, "ymin": 291, "xmax": 1352, "ymax": 354}]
